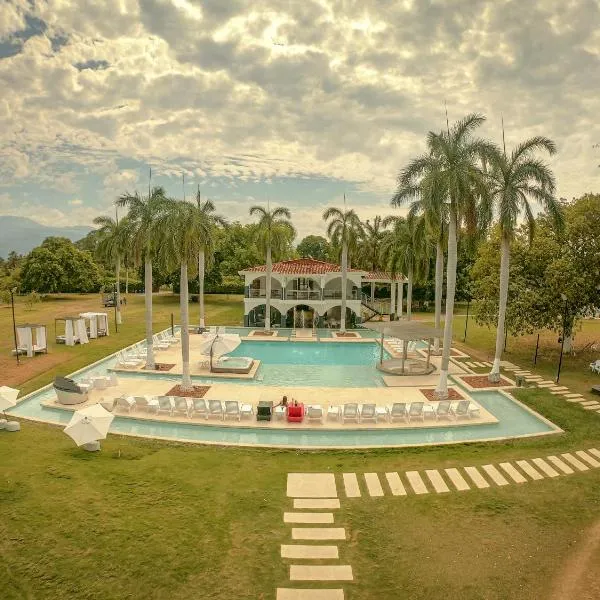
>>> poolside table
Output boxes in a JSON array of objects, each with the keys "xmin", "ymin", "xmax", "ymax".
[{"xmin": 257, "ymin": 400, "xmax": 273, "ymax": 422}]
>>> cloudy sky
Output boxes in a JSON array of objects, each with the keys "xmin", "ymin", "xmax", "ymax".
[{"xmin": 0, "ymin": 0, "xmax": 599, "ymax": 239}]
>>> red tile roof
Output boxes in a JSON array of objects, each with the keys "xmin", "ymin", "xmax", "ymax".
[
  {"xmin": 240, "ymin": 258, "xmax": 364, "ymax": 275},
  {"xmin": 364, "ymin": 270, "xmax": 406, "ymax": 282}
]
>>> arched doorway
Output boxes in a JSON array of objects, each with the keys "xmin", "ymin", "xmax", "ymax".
[
  {"xmin": 246, "ymin": 304, "xmax": 282, "ymax": 327},
  {"xmin": 323, "ymin": 306, "xmax": 360, "ymax": 329},
  {"xmin": 285, "ymin": 304, "xmax": 316, "ymax": 328}
]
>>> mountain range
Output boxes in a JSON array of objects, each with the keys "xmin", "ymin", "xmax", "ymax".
[{"xmin": 0, "ymin": 216, "xmax": 92, "ymax": 258}]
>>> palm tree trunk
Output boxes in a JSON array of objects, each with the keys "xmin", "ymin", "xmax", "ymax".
[
  {"xmin": 144, "ymin": 258, "xmax": 155, "ymax": 369},
  {"xmin": 125, "ymin": 256, "xmax": 129, "ymax": 294},
  {"xmin": 489, "ymin": 234, "xmax": 510, "ymax": 381},
  {"xmin": 340, "ymin": 242, "xmax": 348, "ymax": 332},
  {"xmin": 265, "ymin": 245, "xmax": 272, "ymax": 330},
  {"xmin": 397, "ymin": 282, "xmax": 403, "ymax": 317},
  {"xmin": 115, "ymin": 256, "xmax": 122, "ymax": 325},
  {"xmin": 407, "ymin": 264, "xmax": 413, "ymax": 321},
  {"xmin": 180, "ymin": 262, "xmax": 192, "ymax": 390},
  {"xmin": 433, "ymin": 239, "xmax": 444, "ymax": 353},
  {"xmin": 435, "ymin": 210, "xmax": 457, "ymax": 399},
  {"xmin": 390, "ymin": 279, "xmax": 396, "ymax": 320},
  {"xmin": 198, "ymin": 248, "xmax": 206, "ymax": 328}
]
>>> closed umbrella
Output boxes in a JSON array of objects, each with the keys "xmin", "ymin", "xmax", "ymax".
[
  {"xmin": 0, "ymin": 386, "xmax": 19, "ymax": 428},
  {"xmin": 198, "ymin": 333, "xmax": 241, "ymax": 370},
  {"xmin": 64, "ymin": 404, "xmax": 114, "ymax": 447}
]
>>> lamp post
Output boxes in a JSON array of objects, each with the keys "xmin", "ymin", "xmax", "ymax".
[
  {"xmin": 10, "ymin": 287, "xmax": 19, "ymax": 365},
  {"xmin": 556, "ymin": 294, "xmax": 568, "ymax": 384},
  {"xmin": 463, "ymin": 299, "xmax": 470, "ymax": 342}
]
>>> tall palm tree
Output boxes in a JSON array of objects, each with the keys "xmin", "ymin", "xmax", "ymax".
[
  {"xmin": 323, "ymin": 207, "xmax": 363, "ymax": 332},
  {"xmin": 117, "ymin": 186, "xmax": 168, "ymax": 369},
  {"xmin": 393, "ymin": 172, "xmax": 448, "ymax": 351},
  {"xmin": 482, "ymin": 136, "xmax": 562, "ymax": 381},
  {"xmin": 93, "ymin": 214, "xmax": 130, "ymax": 325},
  {"xmin": 397, "ymin": 114, "xmax": 496, "ymax": 398},
  {"xmin": 249, "ymin": 205, "xmax": 295, "ymax": 330},
  {"xmin": 193, "ymin": 189, "xmax": 227, "ymax": 329},
  {"xmin": 155, "ymin": 199, "xmax": 211, "ymax": 390},
  {"xmin": 381, "ymin": 215, "xmax": 429, "ymax": 320}
]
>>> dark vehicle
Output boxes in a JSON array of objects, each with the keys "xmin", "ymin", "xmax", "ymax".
[{"xmin": 102, "ymin": 292, "xmax": 117, "ymax": 307}]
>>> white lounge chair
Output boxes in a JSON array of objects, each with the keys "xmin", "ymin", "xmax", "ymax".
[
  {"xmin": 152, "ymin": 335, "xmax": 170, "ymax": 350},
  {"xmin": 306, "ymin": 405, "xmax": 323, "ymax": 422},
  {"xmin": 190, "ymin": 398, "xmax": 208, "ymax": 419},
  {"xmin": 133, "ymin": 396, "xmax": 159, "ymax": 413},
  {"xmin": 433, "ymin": 400, "xmax": 453, "ymax": 420},
  {"xmin": 454, "ymin": 399, "xmax": 478, "ymax": 419},
  {"xmin": 157, "ymin": 396, "xmax": 174, "ymax": 416},
  {"xmin": 224, "ymin": 400, "xmax": 241, "ymax": 421},
  {"xmin": 116, "ymin": 352, "xmax": 143, "ymax": 369},
  {"xmin": 342, "ymin": 403, "xmax": 360, "ymax": 424},
  {"xmin": 590, "ymin": 360, "xmax": 600, "ymax": 374},
  {"xmin": 207, "ymin": 400, "xmax": 224, "ymax": 420},
  {"xmin": 173, "ymin": 397, "xmax": 191, "ymax": 417},
  {"xmin": 327, "ymin": 405, "xmax": 340, "ymax": 421},
  {"xmin": 408, "ymin": 402, "xmax": 424, "ymax": 422},
  {"xmin": 116, "ymin": 396, "xmax": 136, "ymax": 412},
  {"xmin": 99, "ymin": 398, "xmax": 116, "ymax": 412},
  {"xmin": 108, "ymin": 373, "xmax": 119, "ymax": 387},
  {"xmin": 360, "ymin": 403, "xmax": 377, "ymax": 423},
  {"xmin": 389, "ymin": 403, "xmax": 408, "ymax": 423},
  {"xmin": 160, "ymin": 331, "xmax": 179, "ymax": 344},
  {"xmin": 240, "ymin": 403, "xmax": 254, "ymax": 419}
]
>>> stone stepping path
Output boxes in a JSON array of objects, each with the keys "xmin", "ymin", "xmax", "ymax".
[
  {"xmin": 277, "ymin": 589, "xmax": 344, "ymax": 600},
  {"xmin": 464, "ymin": 466, "xmax": 490, "ymax": 488},
  {"xmin": 342, "ymin": 473, "xmax": 361, "ymax": 497},
  {"xmin": 284, "ymin": 512, "xmax": 334, "ymax": 524},
  {"xmin": 385, "ymin": 472, "xmax": 407, "ymax": 496},
  {"xmin": 499, "ymin": 462, "xmax": 527, "ymax": 483},
  {"xmin": 516, "ymin": 460, "xmax": 544, "ymax": 480},
  {"xmin": 292, "ymin": 528, "xmax": 346, "ymax": 540},
  {"xmin": 294, "ymin": 499, "xmax": 340, "ymax": 510},
  {"xmin": 531, "ymin": 458, "xmax": 560, "ymax": 478},
  {"xmin": 281, "ymin": 545, "xmax": 339, "ymax": 559},
  {"xmin": 364, "ymin": 473, "xmax": 384, "ymax": 497},
  {"xmin": 290, "ymin": 565, "xmax": 353, "ymax": 581},
  {"xmin": 425, "ymin": 469, "xmax": 450, "ymax": 493},
  {"xmin": 445, "ymin": 468, "xmax": 470, "ymax": 491},
  {"xmin": 406, "ymin": 470, "xmax": 429, "ymax": 494},
  {"xmin": 547, "ymin": 455, "xmax": 574, "ymax": 474}
]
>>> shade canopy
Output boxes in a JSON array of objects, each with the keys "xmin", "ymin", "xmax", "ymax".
[
  {"xmin": 198, "ymin": 333, "xmax": 241, "ymax": 359},
  {"xmin": 64, "ymin": 404, "xmax": 114, "ymax": 446},
  {"xmin": 0, "ymin": 386, "xmax": 19, "ymax": 413},
  {"xmin": 362, "ymin": 321, "xmax": 443, "ymax": 340}
]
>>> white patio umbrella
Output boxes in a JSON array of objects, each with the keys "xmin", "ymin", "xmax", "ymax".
[
  {"xmin": 64, "ymin": 404, "xmax": 114, "ymax": 447},
  {"xmin": 197, "ymin": 333, "xmax": 241, "ymax": 370},
  {"xmin": 0, "ymin": 386, "xmax": 19, "ymax": 423}
]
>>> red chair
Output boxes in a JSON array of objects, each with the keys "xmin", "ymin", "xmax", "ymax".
[{"xmin": 286, "ymin": 403, "xmax": 304, "ymax": 423}]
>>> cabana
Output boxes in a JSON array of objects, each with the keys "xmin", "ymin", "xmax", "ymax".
[
  {"xmin": 79, "ymin": 312, "xmax": 110, "ymax": 339},
  {"xmin": 55, "ymin": 317, "xmax": 89, "ymax": 346},
  {"xmin": 363, "ymin": 321, "xmax": 444, "ymax": 376},
  {"xmin": 13, "ymin": 324, "xmax": 47, "ymax": 357}
]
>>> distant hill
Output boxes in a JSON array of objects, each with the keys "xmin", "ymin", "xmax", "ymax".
[{"xmin": 0, "ymin": 216, "xmax": 93, "ymax": 257}]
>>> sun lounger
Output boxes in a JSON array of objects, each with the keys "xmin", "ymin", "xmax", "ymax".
[
  {"xmin": 240, "ymin": 403, "xmax": 253, "ymax": 419},
  {"xmin": 190, "ymin": 398, "xmax": 208, "ymax": 419},
  {"xmin": 133, "ymin": 395, "xmax": 159, "ymax": 413},
  {"xmin": 342, "ymin": 403, "xmax": 360, "ymax": 424},
  {"xmin": 116, "ymin": 351, "xmax": 143, "ymax": 368},
  {"xmin": 173, "ymin": 397, "xmax": 191, "ymax": 417},
  {"xmin": 408, "ymin": 402, "xmax": 425, "ymax": 422},
  {"xmin": 152, "ymin": 335, "xmax": 170, "ymax": 350},
  {"xmin": 208, "ymin": 400, "xmax": 224, "ymax": 419},
  {"xmin": 590, "ymin": 360, "xmax": 600, "ymax": 374},
  {"xmin": 287, "ymin": 403, "xmax": 304, "ymax": 423},
  {"xmin": 99, "ymin": 398, "xmax": 116, "ymax": 412},
  {"xmin": 360, "ymin": 403, "xmax": 377, "ymax": 423},
  {"xmin": 454, "ymin": 399, "xmax": 478, "ymax": 419},
  {"xmin": 157, "ymin": 396, "xmax": 174, "ymax": 416},
  {"xmin": 433, "ymin": 400, "xmax": 453, "ymax": 420},
  {"xmin": 224, "ymin": 400, "xmax": 241, "ymax": 421},
  {"xmin": 160, "ymin": 331, "xmax": 179, "ymax": 344},
  {"xmin": 389, "ymin": 403, "xmax": 408, "ymax": 422},
  {"xmin": 327, "ymin": 405, "xmax": 340, "ymax": 421},
  {"xmin": 116, "ymin": 396, "xmax": 136, "ymax": 412},
  {"xmin": 306, "ymin": 405, "xmax": 323, "ymax": 422},
  {"xmin": 108, "ymin": 373, "xmax": 119, "ymax": 387}
]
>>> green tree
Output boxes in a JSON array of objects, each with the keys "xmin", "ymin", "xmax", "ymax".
[
  {"xmin": 323, "ymin": 207, "xmax": 363, "ymax": 332},
  {"xmin": 297, "ymin": 235, "xmax": 331, "ymax": 261},
  {"xmin": 249, "ymin": 205, "xmax": 295, "ymax": 331},
  {"xmin": 360, "ymin": 216, "xmax": 386, "ymax": 271},
  {"xmin": 482, "ymin": 136, "xmax": 562, "ymax": 381}
]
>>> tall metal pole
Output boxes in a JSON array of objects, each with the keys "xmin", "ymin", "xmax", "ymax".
[
  {"xmin": 11, "ymin": 288, "xmax": 19, "ymax": 365},
  {"xmin": 533, "ymin": 333, "xmax": 540, "ymax": 366},
  {"xmin": 114, "ymin": 283, "xmax": 119, "ymax": 333},
  {"xmin": 171, "ymin": 312, "xmax": 174, "ymax": 336},
  {"xmin": 556, "ymin": 298, "xmax": 568, "ymax": 384},
  {"xmin": 463, "ymin": 300, "xmax": 470, "ymax": 342}
]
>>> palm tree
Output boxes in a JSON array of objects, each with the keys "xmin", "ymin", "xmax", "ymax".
[
  {"xmin": 249, "ymin": 205, "xmax": 295, "ymax": 330},
  {"xmin": 155, "ymin": 199, "xmax": 211, "ymax": 390},
  {"xmin": 117, "ymin": 187, "xmax": 168, "ymax": 369},
  {"xmin": 93, "ymin": 215, "xmax": 130, "ymax": 325},
  {"xmin": 323, "ymin": 207, "xmax": 363, "ymax": 332},
  {"xmin": 361, "ymin": 216, "xmax": 386, "ymax": 271},
  {"xmin": 393, "ymin": 172, "xmax": 448, "ymax": 351},
  {"xmin": 381, "ymin": 215, "xmax": 430, "ymax": 320},
  {"xmin": 397, "ymin": 114, "xmax": 496, "ymax": 398},
  {"xmin": 193, "ymin": 189, "xmax": 226, "ymax": 329},
  {"xmin": 482, "ymin": 136, "xmax": 562, "ymax": 381}
]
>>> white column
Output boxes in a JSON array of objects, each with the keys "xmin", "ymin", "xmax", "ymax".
[
  {"xmin": 390, "ymin": 281, "xmax": 396, "ymax": 320},
  {"xmin": 397, "ymin": 282, "xmax": 403, "ymax": 317},
  {"xmin": 370, "ymin": 281, "xmax": 375, "ymax": 303}
]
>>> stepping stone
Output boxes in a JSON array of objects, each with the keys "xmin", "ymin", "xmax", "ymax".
[
  {"xmin": 292, "ymin": 528, "xmax": 346, "ymax": 541},
  {"xmin": 551, "ymin": 386, "xmax": 569, "ymax": 391},
  {"xmin": 566, "ymin": 397, "xmax": 586, "ymax": 403},
  {"xmin": 525, "ymin": 377, "xmax": 543, "ymax": 381},
  {"xmin": 288, "ymin": 474, "xmax": 337, "ymax": 498},
  {"xmin": 532, "ymin": 458, "xmax": 560, "ymax": 478},
  {"xmin": 582, "ymin": 403, "xmax": 600, "ymax": 410},
  {"xmin": 499, "ymin": 462, "xmax": 527, "ymax": 483},
  {"xmin": 580, "ymin": 400, "xmax": 598, "ymax": 406},
  {"xmin": 425, "ymin": 469, "xmax": 450, "ymax": 493},
  {"xmin": 281, "ymin": 545, "xmax": 339, "ymax": 559},
  {"xmin": 294, "ymin": 499, "xmax": 340, "ymax": 510},
  {"xmin": 385, "ymin": 472, "xmax": 407, "ymax": 496},
  {"xmin": 483, "ymin": 362, "xmax": 493, "ymax": 367},
  {"xmin": 277, "ymin": 589, "xmax": 344, "ymax": 600},
  {"xmin": 565, "ymin": 393, "xmax": 584, "ymax": 399},
  {"xmin": 342, "ymin": 473, "xmax": 361, "ymax": 498},
  {"xmin": 405, "ymin": 471, "xmax": 429, "ymax": 494},
  {"xmin": 284, "ymin": 513, "xmax": 334, "ymax": 524},
  {"xmin": 516, "ymin": 460, "xmax": 544, "ymax": 481},
  {"xmin": 445, "ymin": 468, "xmax": 470, "ymax": 491},
  {"xmin": 464, "ymin": 466, "xmax": 490, "ymax": 488},
  {"xmin": 575, "ymin": 450, "xmax": 600, "ymax": 468},
  {"xmin": 290, "ymin": 565, "xmax": 353, "ymax": 581},
  {"xmin": 364, "ymin": 473, "xmax": 384, "ymax": 497},
  {"xmin": 482, "ymin": 464, "xmax": 509, "ymax": 486},
  {"xmin": 547, "ymin": 455, "xmax": 574, "ymax": 474},
  {"xmin": 538, "ymin": 381, "xmax": 556, "ymax": 387},
  {"xmin": 588, "ymin": 448, "xmax": 600, "ymax": 459},
  {"xmin": 561, "ymin": 453, "xmax": 589, "ymax": 471}
]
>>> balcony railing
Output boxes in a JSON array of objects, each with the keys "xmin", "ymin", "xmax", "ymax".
[
  {"xmin": 286, "ymin": 289, "xmax": 321, "ymax": 300},
  {"xmin": 245, "ymin": 288, "xmax": 360, "ymax": 300},
  {"xmin": 247, "ymin": 289, "xmax": 283, "ymax": 299}
]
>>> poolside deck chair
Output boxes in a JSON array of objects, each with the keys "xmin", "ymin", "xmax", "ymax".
[
  {"xmin": 116, "ymin": 396, "xmax": 136, "ymax": 413},
  {"xmin": 224, "ymin": 400, "xmax": 241, "ymax": 421},
  {"xmin": 133, "ymin": 395, "xmax": 159, "ymax": 413},
  {"xmin": 342, "ymin": 403, "xmax": 360, "ymax": 424},
  {"xmin": 306, "ymin": 405, "xmax": 323, "ymax": 422},
  {"xmin": 157, "ymin": 396, "xmax": 174, "ymax": 416},
  {"xmin": 99, "ymin": 398, "xmax": 116, "ymax": 412},
  {"xmin": 327, "ymin": 405, "xmax": 340, "ymax": 421},
  {"xmin": 389, "ymin": 402, "xmax": 408, "ymax": 423},
  {"xmin": 173, "ymin": 397, "xmax": 191, "ymax": 417},
  {"xmin": 240, "ymin": 403, "xmax": 254, "ymax": 419},
  {"xmin": 117, "ymin": 351, "xmax": 143, "ymax": 368},
  {"xmin": 152, "ymin": 335, "xmax": 170, "ymax": 350},
  {"xmin": 454, "ymin": 399, "xmax": 478, "ymax": 419},
  {"xmin": 360, "ymin": 403, "xmax": 377, "ymax": 424},
  {"xmin": 190, "ymin": 398, "xmax": 208, "ymax": 419},
  {"xmin": 108, "ymin": 373, "xmax": 119, "ymax": 387},
  {"xmin": 160, "ymin": 331, "xmax": 179, "ymax": 344},
  {"xmin": 590, "ymin": 360, "xmax": 600, "ymax": 374},
  {"xmin": 433, "ymin": 400, "xmax": 453, "ymax": 420},
  {"xmin": 408, "ymin": 402, "xmax": 424, "ymax": 422},
  {"xmin": 207, "ymin": 400, "xmax": 224, "ymax": 420}
]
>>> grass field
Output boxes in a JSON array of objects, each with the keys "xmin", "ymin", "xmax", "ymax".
[{"xmin": 1, "ymin": 294, "xmax": 600, "ymax": 599}]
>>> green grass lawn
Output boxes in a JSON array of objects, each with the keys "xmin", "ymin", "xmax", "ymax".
[{"xmin": 1, "ymin": 294, "xmax": 600, "ymax": 598}]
